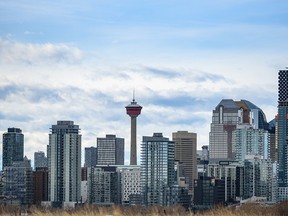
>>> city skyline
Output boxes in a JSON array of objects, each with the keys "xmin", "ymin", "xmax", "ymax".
[{"xmin": 1, "ymin": 1, "xmax": 287, "ymax": 166}]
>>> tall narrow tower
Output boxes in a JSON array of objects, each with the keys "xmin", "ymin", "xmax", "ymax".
[
  {"xmin": 125, "ymin": 96, "xmax": 142, "ymax": 165},
  {"xmin": 278, "ymin": 69, "xmax": 288, "ymax": 188},
  {"xmin": 47, "ymin": 121, "xmax": 81, "ymax": 203}
]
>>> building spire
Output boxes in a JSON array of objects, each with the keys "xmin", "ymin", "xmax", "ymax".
[{"xmin": 133, "ymin": 89, "xmax": 135, "ymax": 102}]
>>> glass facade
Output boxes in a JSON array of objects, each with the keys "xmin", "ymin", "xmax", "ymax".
[
  {"xmin": 34, "ymin": 151, "xmax": 48, "ymax": 169},
  {"xmin": 243, "ymin": 157, "xmax": 272, "ymax": 201},
  {"xmin": 277, "ymin": 70, "xmax": 288, "ymax": 188},
  {"xmin": 84, "ymin": 147, "xmax": 97, "ymax": 167},
  {"xmin": 87, "ymin": 166, "xmax": 119, "ymax": 204},
  {"xmin": 2, "ymin": 128, "xmax": 24, "ymax": 170},
  {"xmin": 2, "ymin": 157, "xmax": 33, "ymax": 205},
  {"xmin": 141, "ymin": 133, "xmax": 175, "ymax": 206},
  {"xmin": 209, "ymin": 99, "xmax": 269, "ymax": 162},
  {"xmin": 234, "ymin": 128, "xmax": 270, "ymax": 162}
]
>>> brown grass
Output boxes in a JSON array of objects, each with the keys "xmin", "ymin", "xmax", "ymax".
[{"xmin": 0, "ymin": 201, "xmax": 287, "ymax": 216}]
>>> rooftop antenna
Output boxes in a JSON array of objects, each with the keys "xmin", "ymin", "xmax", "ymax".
[{"xmin": 132, "ymin": 89, "xmax": 135, "ymax": 102}]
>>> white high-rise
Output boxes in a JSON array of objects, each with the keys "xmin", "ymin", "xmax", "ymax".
[{"xmin": 47, "ymin": 121, "xmax": 81, "ymax": 204}]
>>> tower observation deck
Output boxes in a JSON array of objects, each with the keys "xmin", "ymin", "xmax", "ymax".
[{"xmin": 125, "ymin": 97, "xmax": 142, "ymax": 165}]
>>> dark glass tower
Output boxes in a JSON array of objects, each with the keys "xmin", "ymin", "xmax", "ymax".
[
  {"xmin": 2, "ymin": 128, "xmax": 24, "ymax": 169},
  {"xmin": 278, "ymin": 69, "xmax": 288, "ymax": 187},
  {"xmin": 85, "ymin": 147, "xmax": 97, "ymax": 167}
]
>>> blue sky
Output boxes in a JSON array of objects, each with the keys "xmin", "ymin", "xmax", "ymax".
[{"xmin": 0, "ymin": 0, "xmax": 287, "ymax": 166}]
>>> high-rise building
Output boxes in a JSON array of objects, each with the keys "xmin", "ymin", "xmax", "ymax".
[
  {"xmin": 87, "ymin": 166, "xmax": 119, "ymax": 204},
  {"xmin": 268, "ymin": 118, "xmax": 277, "ymax": 163},
  {"xmin": 193, "ymin": 176, "xmax": 226, "ymax": 207},
  {"xmin": 234, "ymin": 127, "xmax": 270, "ymax": 162},
  {"xmin": 243, "ymin": 156, "xmax": 272, "ymax": 201},
  {"xmin": 33, "ymin": 167, "xmax": 48, "ymax": 205},
  {"xmin": 277, "ymin": 69, "xmax": 288, "ymax": 189},
  {"xmin": 208, "ymin": 162, "xmax": 244, "ymax": 202},
  {"xmin": 84, "ymin": 147, "xmax": 97, "ymax": 167},
  {"xmin": 2, "ymin": 128, "xmax": 24, "ymax": 169},
  {"xmin": 172, "ymin": 131, "xmax": 197, "ymax": 195},
  {"xmin": 34, "ymin": 151, "xmax": 48, "ymax": 169},
  {"xmin": 141, "ymin": 133, "xmax": 175, "ymax": 206},
  {"xmin": 209, "ymin": 99, "xmax": 269, "ymax": 162},
  {"xmin": 97, "ymin": 134, "xmax": 124, "ymax": 165},
  {"xmin": 117, "ymin": 165, "xmax": 141, "ymax": 205},
  {"xmin": 126, "ymin": 96, "xmax": 142, "ymax": 165},
  {"xmin": 2, "ymin": 156, "xmax": 33, "ymax": 205},
  {"xmin": 201, "ymin": 145, "xmax": 209, "ymax": 162},
  {"xmin": 47, "ymin": 121, "xmax": 81, "ymax": 204}
]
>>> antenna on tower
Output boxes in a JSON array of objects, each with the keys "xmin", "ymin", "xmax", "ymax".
[{"xmin": 132, "ymin": 89, "xmax": 135, "ymax": 102}]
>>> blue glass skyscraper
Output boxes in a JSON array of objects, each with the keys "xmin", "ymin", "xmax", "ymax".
[
  {"xmin": 278, "ymin": 69, "xmax": 288, "ymax": 188},
  {"xmin": 2, "ymin": 128, "xmax": 24, "ymax": 170},
  {"xmin": 141, "ymin": 133, "xmax": 175, "ymax": 206}
]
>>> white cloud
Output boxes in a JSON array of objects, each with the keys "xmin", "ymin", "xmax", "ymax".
[
  {"xmin": 0, "ymin": 39, "xmax": 280, "ymax": 166},
  {"xmin": 0, "ymin": 39, "xmax": 84, "ymax": 64}
]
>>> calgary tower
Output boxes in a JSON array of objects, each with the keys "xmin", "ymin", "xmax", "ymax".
[{"xmin": 125, "ymin": 94, "xmax": 142, "ymax": 165}]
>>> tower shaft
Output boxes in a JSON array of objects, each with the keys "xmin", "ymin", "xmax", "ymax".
[{"xmin": 130, "ymin": 116, "xmax": 137, "ymax": 165}]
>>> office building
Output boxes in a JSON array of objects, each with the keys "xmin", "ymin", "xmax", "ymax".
[
  {"xmin": 47, "ymin": 121, "xmax": 81, "ymax": 204},
  {"xmin": 194, "ymin": 176, "xmax": 225, "ymax": 208},
  {"xmin": 209, "ymin": 99, "xmax": 269, "ymax": 162},
  {"xmin": 117, "ymin": 165, "xmax": 141, "ymax": 205},
  {"xmin": 81, "ymin": 181, "xmax": 88, "ymax": 203},
  {"xmin": 2, "ymin": 128, "xmax": 24, "ymax": 169},
  {"xmin": 234, "ymin": 127, "xmax": 270, "ymax": 162},
  {"xmin": 268, "ymin": 118, "xmax": 277, "ymax": 162},
  {"xmin": 34, "ymin": 151, "xmax": 47, "ymax": 169},
  {"xmin": 81, "ymin": 167, "xmax": 87, "ymax": 181},
  {"xmin": 97, "ymin": 134, "xmax": 124, "ymax": 165},
  {"xmin": 277, "ymin": 69, "xmax": 288, "ymax": 189},
  {"xmin": 33, "ymin": 167, "xmax": 48, "ymax": 205},
  {"xmin": 141, "ymin": 133, "xmax": 175, "ymax": 206},
  {"xmin": 84, "ymin": 147, "xmax": 97, "ymax": 167},
  {"xmin": 172, "ymin": 131, "xmax": 197, "ymax": 195},
  {"xmin": 201, "ymin": 145, "xmax": 209, "ymax": 162},
  {"xmin": 125, "ymin": 96, "xmax": 142, "ymax": 165},
  {"xmin": 2, "ymin": 156, "xmax": 33, "ymax": 205},
  {"xmin": 87, "ymin": 166, "xmax": 119, "ymax": 204},
  {"xmin": 243, "ymin": 156, "xmax": 272, "ymax": 201},
  {"xmin": 208, "ymin": 161, "xmax": 244, "ymax": 202}
]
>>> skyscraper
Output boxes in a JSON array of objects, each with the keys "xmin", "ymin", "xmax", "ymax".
[
  {"xmin": 34, "ymin": 151, "xmax": 48, "ymax": 169},
  {"xmin": 2, "ymin": 156, "xmax": 33, "ymax": 205},
  {"xmin": 97, "ymin": 134, "xmax": 124, "ymax": 165},
  {"xmin": 2, "ymin": 128, "xmax": 24, "ymax": 169},
  {"xmin": 278, "ymin": 69, "xmax": 288, "ymax": 189},
  {"xmin": 47, "ymin": 121, "xmax": 81, "ymax": 204},
  {"xmin": 243, "ymin": 156, "xmax": 272, "ymax": 201},
  {"xmin": 126, "ymin": 96, "xmax": 142, "ymax": 165},
  {"xmin": 141, "ymin": 133, "xmax": 175, "ymax": 206},
  {"xmin": 234, "ymin": 127, "xmax": 270, "ymax": 162},
  {"xmin": 209, "ymin": 99, "xmax": 268, "ymax": 162},
  {"xmin": 84, "ymin": 147, "xmax": 97, "ymax": 167},
  {"xmin": 33, "ymin": 167, "xmax": 48, "ymax": 205},
  {"xmin": 172, "ymin": 131, "xmax": 197, "ymax": 195},
  {"xmin": 87, "ymin": 166, "xmax": 119, "ymax": 204}
]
